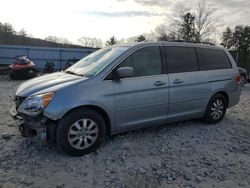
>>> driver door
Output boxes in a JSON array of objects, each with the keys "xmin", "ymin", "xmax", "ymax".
[{"xmin": 112, "ymin": 46, "xmax": 169, "ymax": 130}]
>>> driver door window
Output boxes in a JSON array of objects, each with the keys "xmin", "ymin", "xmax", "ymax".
[{"xmin": 118, "ymin": 47, "xmax": 162, "ymax": 77}]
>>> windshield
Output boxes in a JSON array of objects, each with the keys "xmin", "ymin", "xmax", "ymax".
[{"xmin": 66, "ymin": 47, "xmax": 128, "ymax": 77}]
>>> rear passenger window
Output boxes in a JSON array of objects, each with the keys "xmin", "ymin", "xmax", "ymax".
[
  {"xmin": 118, "ymin": 47, "xmax": 162, "ymax": 77},
  {"xmin": 197, "ymin": 48, "xmax": 232, "ymax": 70},
  {"xmin": 165, "ymin": 47, "xmax": 198, "ymax": 73}
]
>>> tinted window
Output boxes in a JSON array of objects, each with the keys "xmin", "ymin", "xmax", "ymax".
[
  {"xmin": 197, "ymin": 48, "xmax": 232, "ymax": 70},
  {"xmin": 118, "ymin": 47, "xmax": 162, "ymax": 77},
  {"xmin": 165, "ymin": 47, "xmax": 198, "ymax": 73}
]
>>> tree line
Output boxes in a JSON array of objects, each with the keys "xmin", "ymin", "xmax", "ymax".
[
  {"xmin": 104, "ymin": 1, "xmax": 249, "ymax": 67},
  {"xmin": 221, "ymin": 26, "xmax": 250, "ymax": 67},
  {"xmin": 0, "ymin": 22, "xmax": 84, "ymax": 48}
]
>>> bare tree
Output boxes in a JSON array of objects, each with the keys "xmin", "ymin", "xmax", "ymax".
[
  {"xmin": 18, "ymin": 29, "xmax": 27, "ymax": 37},
  {"xmin": 193, "ymin": 1, "xmax": 221, "ymax": 41},
  {"xmin": 45, "ymin": 36, "xmax": 72, "ymax": 44},
  {"xmin": 167, "ymin": 6, "xmax": 190, "ymax": 40},
  {"xmin": 166, "ymin": 0, "xmax": 221, "ymax": 42},
  {"xmin": 155, "ymin": 24, "xmax": 176, "ymax": 41},
  {"xmin": 144, "ymin": 31, "xmax": 158, "ymax": 42},
  {"xmin": 155, "ymin": 24, "xmax": 168, "ymax": 41},
  {"xmin": 78, "ymin": 36, "xmax": 103, "ymax": 48},
  {"xmin": 78, "ymin": 37, "xmax": 92, "ymax": 47}
]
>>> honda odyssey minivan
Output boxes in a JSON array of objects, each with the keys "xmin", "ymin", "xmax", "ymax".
[{"xmin": 10, "ymin": 42, "xmax": 241, "ymax": 156}]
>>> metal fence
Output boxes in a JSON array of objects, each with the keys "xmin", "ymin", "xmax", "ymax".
[{"xmin": 0, "ymin": 44, "xmax": 97, "ymax": 70}]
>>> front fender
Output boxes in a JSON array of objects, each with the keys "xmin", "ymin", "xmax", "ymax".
[
  {"xmin": 44, "ymin": 99, "xmax": 112, "ymax": 121},
  {"xmin": 42, "ymin": 79, "xmax": 114, "ymax": 129}
]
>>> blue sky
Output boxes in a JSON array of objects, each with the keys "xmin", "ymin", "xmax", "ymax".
[{"xmin": 0, "ymin": 0, "xmax": 249, "ymax": 43}]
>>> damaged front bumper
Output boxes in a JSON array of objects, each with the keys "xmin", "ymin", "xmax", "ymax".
[{"xmin": 10, "ymin": 103, "xmax": 56, "ymax": 142}]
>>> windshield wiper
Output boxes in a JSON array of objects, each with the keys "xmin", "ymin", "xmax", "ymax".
[{"xmin": 64, "ymin": 70, "xmax": 83, "ymax": 77}]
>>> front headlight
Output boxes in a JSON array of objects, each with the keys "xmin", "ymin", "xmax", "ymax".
[{"xmin": 18, "ymin": 92, "xmax": 54, "ymax": 116}]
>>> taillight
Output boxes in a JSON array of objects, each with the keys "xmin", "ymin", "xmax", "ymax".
[{"xmin": 236, "ymin": 74, "xmax": 241, "ymax": 85}]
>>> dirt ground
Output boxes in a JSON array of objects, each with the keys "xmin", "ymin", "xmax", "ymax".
[{"xmin": 0, "ymin": 75, "xmax": 250, "ymax": 188}]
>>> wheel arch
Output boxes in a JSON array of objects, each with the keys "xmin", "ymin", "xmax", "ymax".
[
  {"xmin": 210, "ymin": 91, "xmax": 229, "ymax": 107},
  {"xmin": 62, "ymin": 105, "xmax": 112, "ymax": 135},
  {"xmin": 215, "ymin": 91, "xmax": 229, "ymax": 107},
  {"xmin": 203, "ymin": 90, "xmax": 229, "ymax": 124}
]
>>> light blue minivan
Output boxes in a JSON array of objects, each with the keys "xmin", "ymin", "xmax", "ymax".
[{"xmin": 11, "ymin": 42, "xmax": 241, "ymax": 156}]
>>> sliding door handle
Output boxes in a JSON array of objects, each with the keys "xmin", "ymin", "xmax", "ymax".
[
  {"xmin": 154, "ymin": 80, "xmax": 166, "ymax": 86},
  {"xmin": 173, "ymin": 79, "xmax": 184, "ymax": 84}
]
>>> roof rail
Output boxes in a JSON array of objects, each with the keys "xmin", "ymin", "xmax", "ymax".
[{"xmin": 166, "ymin": 39, "xmax": 215, "ymax": 46}]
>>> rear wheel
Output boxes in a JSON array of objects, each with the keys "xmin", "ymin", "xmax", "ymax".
[
  {"xmin": 240, "ymin": 75, "xmax": 246, "ymax": 87},
  {"xmin": 203, "ymin": 93, "xmax": 227, "ymax": 124},
  {"xmin": 56, "ymin": 108, "xmax": 106, "ymax": 156}
]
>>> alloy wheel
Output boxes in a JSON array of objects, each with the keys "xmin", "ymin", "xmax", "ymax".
[
  {"xmin": 211, "ymin": 99, "xmax": 224, "ymax": 120},
  {"xmin": 68, "ymin": 119, "xmax": 99, "ymax": 150}
]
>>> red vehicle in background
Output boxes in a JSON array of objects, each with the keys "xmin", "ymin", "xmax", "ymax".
[{"xmin": 9, "ymin": 55, "xmax": 37, "ymax": 79}]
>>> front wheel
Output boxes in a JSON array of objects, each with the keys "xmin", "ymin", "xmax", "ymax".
[
  {"xmin": 203, "ymin": 94, "xmax": 227, "ymax": 124},
  {"xmin": 56, "ymin": 108, "xmax": 106, "ymax": 156}
]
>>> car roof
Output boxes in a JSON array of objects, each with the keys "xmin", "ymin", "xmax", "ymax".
[{"xmin": 116, "ymin": 41, "xmax": 223, "ymax": 50}]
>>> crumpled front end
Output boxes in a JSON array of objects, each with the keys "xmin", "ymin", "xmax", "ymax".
[{"xmin": 10, "ymin": 95, "xmax": 57, "ymax": 143}]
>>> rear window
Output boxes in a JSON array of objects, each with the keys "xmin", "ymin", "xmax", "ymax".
[
  {"xmin": 196, "ymin": 48, "xmax": 232, "ymax": 70},
  {"xmin": 164, "ymin": 47, "xmax": 198, "ymax": 73}
]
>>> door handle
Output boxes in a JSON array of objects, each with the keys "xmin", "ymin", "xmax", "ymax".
[
  {"xmin": 154, "ymin": 80, "xmax": 166, "ymax": 86},
  {"xmin": 173, "ymin": 79, "xmax": 184, "ymax": 84}
]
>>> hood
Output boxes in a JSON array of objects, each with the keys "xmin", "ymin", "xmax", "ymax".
[{"xmin": 16, "ymin": 72, "xmax": 85, "ymax": 97}]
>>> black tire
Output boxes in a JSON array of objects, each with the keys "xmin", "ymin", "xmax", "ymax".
[
  {"xmin": 56, "ymin": 108, "xmax": 106, "ymax": 156},
  {"xmin": 203, "ymin": 93, "xmax": 227, "ymax": 124}
]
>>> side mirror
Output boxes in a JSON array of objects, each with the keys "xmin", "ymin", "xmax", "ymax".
[{"xmin": 116, "ymin": 67, "xmax": 134, "ymax": 78}]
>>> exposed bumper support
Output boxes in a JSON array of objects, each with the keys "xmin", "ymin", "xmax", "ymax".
[{"xmin": 10, "ymin": 106, "xmax": 48, "ymax": 141}]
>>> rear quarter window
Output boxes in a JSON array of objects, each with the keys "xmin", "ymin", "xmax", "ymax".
[{"xmin": 196, "ymin": 48, "xmax": 232, "ymax": 71}]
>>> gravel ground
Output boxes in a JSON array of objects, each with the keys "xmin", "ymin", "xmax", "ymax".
[{"xmin": 0, "ymin": 75, "xmax": 250, "ymax": 188}]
